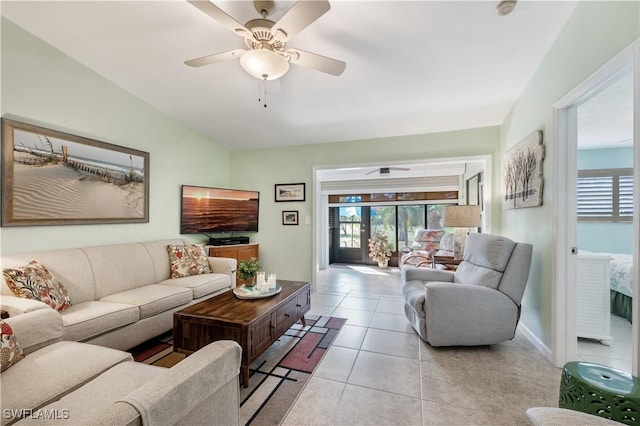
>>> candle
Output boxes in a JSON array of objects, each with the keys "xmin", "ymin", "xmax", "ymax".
[
  {"xmin": 256, "ymin": 272, "xmax": 265, "ymax": 290},
  {"xmin": 267, "ymin": 273, "xmax": 276, "ymax": 290}
]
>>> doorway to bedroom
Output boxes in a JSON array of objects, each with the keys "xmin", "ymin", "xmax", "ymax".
[
  {"xmin": 554, "ymin": 40, "xmax": 638, "ymax": 376},
  {"xmin": 574, "ymin": 67, "xmax": 634, "ymax": 373}
]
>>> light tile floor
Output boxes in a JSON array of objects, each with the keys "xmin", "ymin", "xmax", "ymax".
[
  {"xmin": 577, "ymin": 313, "xmax": 633, "ymax": 373},
  {"xmin": 282, "ymin": 264, "xmax": 562, "ymax": 425}
]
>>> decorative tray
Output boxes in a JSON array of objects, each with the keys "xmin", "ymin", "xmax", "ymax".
[{"xmin": 233, "ymin": 284, "xmax": 281, "ymax": 300}]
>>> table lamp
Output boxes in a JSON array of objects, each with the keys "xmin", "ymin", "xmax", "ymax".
[{"xmin": 443, "ymin": 205, "xmax": 481, "ymax": 259}]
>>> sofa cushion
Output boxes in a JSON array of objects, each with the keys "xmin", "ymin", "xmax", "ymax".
[
  {"xmin": 61, "ymin": 301, "xmax": 140, "ymax": 342},
  {"xmin": 410, "ymin": 229, "xmax": 445, "ymax": 254},
  {"xmin": 22, "ymin": 362, "xmax": 165, "ymax": 425},
  {"xmin": 463, "ymin": 233, "xmax": 515, "ymax": 272},
  {"xmin": 439, "ymin": 232, "xmax": 454, "ymax": 251},
  {"xmin": 1, "ymin": 249, "xmax": 95, "ymax": 304},
  {"xmin": 0, "ymin": 341, "xmax": 131, "ymax": 426},
  {"xmin": 81, "ymin": 243, "xmax": 157, "ymax": 299},
  {"xmin": 158, "ymin": 273, "xmax": 230, "ymax": 299},
  {"xmin": 414, "ymin": 229, "xmax": 445, "ymax": 243},
  {"xmin": 0, "ymin": 295, "xmax": 50, "ymax": 317},
  {"xmin": 99, "ymin": 285, "xmax": 192, "ymax": 319},
  {"xmin": 3, "ymin": 261, "xmax": 71, "ymax": 312},
  {"xmin": 167, "ymin": 244, "xmax": 211, "ymax": 279},
  {"xmin": 140, "ymin": 239, "xmax": 186, "ymax": 283},
  {"xmin": 453, "ymin": 234, "xmax": 517, "ymax": 290},
  {"xmin": 1, "ymin": 320, "xmax": 24, "ymax": 372},
  {"xmin": 453, "ymin": 262, "xmax": 503, "ymax": 289}
]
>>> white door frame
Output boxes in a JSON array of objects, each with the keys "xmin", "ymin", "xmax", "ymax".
[{"xmin": 553, "ymin": 39, "xmax": 639, "ymax": 373}]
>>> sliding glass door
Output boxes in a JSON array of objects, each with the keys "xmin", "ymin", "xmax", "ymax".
[{"xmin": 329, "ymin": 203, "xmax": 449, "ymax": 265}]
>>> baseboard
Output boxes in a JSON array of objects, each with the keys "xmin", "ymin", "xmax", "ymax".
[{"xmin": 518, "ymin": 322, "xmax": 552, "ymax": 361}]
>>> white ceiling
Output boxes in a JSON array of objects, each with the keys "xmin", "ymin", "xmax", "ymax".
[
  {"xmin": 1, "ymin": 0, "xmax": 582, "ymax": 151},
  {"xmin": 577, "ymin": 69, "xmax": 634, "ymax": 150}
]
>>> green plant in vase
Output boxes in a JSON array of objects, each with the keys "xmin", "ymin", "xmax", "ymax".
[{"xmin": 237, "ymin": 257, "xmax": 261, "ymax": 287}]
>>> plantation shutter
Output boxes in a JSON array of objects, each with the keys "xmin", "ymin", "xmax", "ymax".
[
  {"xmin": 577, "ymin": 175, "xmax": 613, "ymax": 219},
  {"xmin": 577, "ymin": 168, "xmax": 633, "ymax": 222},
  {"xmin": 619, "ymin": 174, "xmax": 634, "ymax": 218}
]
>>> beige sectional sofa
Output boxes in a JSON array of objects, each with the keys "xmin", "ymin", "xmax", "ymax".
[
  {"xmin": 0, "ymin": 238, "xmax": 241, "ymax": 425},
  {"xmin": 0, "ymin": 238, "xmax": 236, "ymax": 350},
  {"xmin": 1, "ymin": 307, "xmax": 241, "ymax": 425}
]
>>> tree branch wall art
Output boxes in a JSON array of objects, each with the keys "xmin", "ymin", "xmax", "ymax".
[{"xmin": 504, "ymin": 130, "xmax": 544, "ymax": 209}]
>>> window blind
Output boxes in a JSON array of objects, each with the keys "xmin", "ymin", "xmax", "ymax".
[{"xmin": 577, "ymin": 168, "xmax": 633, "ymax": 222}]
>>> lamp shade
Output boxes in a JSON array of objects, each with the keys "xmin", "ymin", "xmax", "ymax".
[
  {"xmin": 239, "ymin": 49, "xmax": 290, "ymax": 80},
  {"xmin": 443, "ymin": 205, "xmax": 481, "ymax": 228}
]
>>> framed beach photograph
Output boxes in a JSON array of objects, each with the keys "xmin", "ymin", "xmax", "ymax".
[
  {"xmin": 282, "ymin": 210, "xmax": 298, "ymax": 225},
  {"xmin": 275, "ymin": 183, "xmax": 305, "ymax": 202},
  {"xmin": 1, "ymin": 118, "xmax": 150, "ymax": 226}
]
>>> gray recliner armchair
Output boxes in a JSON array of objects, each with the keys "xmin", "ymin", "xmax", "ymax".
[{"xmin": 402, "ymin": 233, "xmax": 532, "ymax": 346}]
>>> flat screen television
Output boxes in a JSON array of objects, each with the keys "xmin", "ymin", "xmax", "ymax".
[{"xmin": 180, "ymin": 185, "xmax": 259, "ymax": 234}]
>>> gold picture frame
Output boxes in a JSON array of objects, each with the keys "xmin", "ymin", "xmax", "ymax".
[{"xmin": 1, "ymin": 118, "xmax": 150, "ymax": 226}]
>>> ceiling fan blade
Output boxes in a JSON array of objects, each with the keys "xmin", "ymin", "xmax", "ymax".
[
  {"xmin": 187, "ymin": 1, "xmax": 253, "ymax": 39},
  {"xmin": 286, "ymin": 48, "xmax": 346, "ymax": 76},
  {"xmin": 270, "ymin": 0, "xmax": 330, "ymax": 42},
  {"xmin": 185, "ymin": 49, "xmax": 245, "ymax": 67},
  {"xmin": 365, "ymin": 169, "xmax": 379, "ymax": 175}
]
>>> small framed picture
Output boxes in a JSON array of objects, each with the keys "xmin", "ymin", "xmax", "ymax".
[
  {"xmin": 275, "ymin": 183, "xmax": 305, "ymax": 202},
  {"xmin": 282, "ymin": 210, "xmax": 299, "ymax": 225}
]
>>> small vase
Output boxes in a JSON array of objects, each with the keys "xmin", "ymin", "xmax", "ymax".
[
  {"xmin": 377, "ymin": 259, "xmax": 389, "ymax": 269},
  {"xmin": 242, "ymin": 277, "xmax": 256, "ymax": 287}
]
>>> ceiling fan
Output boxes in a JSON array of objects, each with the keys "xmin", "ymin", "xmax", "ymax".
[
  {"xmin": 366, "ymin": 167, "xmax": 411, "ymax": 176},
  {"xmin": 185, "ymin": 0, "xmax": 346, "ymax": 81}
]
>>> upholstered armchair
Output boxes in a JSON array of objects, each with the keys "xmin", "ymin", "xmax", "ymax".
[
  {"xmin": 402, "ymin": 233, "xmax": 532, "ymax": 346},
  {"xmin": 400, "ymin": 229, "xmax": 454, "ymax": 267}
]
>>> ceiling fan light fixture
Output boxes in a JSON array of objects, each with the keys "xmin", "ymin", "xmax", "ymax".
[{"xmin": 240, "ymin": 49, "xmax": 290, "ymax": 80}]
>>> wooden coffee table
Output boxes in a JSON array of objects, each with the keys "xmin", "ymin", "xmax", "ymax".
[{"xmin": 173, "ymin": 280, "xmax": 310, "ymax": 387}]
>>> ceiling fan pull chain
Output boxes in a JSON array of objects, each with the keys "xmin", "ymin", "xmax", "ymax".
[
  {"xmin": 262, "ymin": 75, "xmax": 268, "ymax": 108},
  {"xmin": 258, "ymin": 80, "xmax": 261, "ymax": 104}
]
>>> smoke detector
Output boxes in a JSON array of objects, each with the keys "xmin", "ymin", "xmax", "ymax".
[{"xmin": 497, "ymin": 0, "xmax": 517, "ymax": 16}]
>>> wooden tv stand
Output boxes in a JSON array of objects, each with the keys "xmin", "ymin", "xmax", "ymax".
[
  {"xmin": 173, "ymin": 280, "xmax": 310, "ymax": 387},
  {"xmin": 208, "ymin": 243, "xmax": 259, "ymax": 286}
]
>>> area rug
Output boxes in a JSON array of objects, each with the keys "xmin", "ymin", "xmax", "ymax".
[{"xmin": 129, "ymin": 314, "xmax": 346, "ymax": 426}]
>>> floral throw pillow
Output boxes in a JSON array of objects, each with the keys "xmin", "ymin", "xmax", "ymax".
[
  {"xmin": 1, "ymin": 320, "xmax": 24, "ymax": 372},
  {"xmin": 167, "ymin": 244, "xmax": 211, "ymax": 279},
  {"xmin": 3, "ymin": 261, "xmax": 71, "ymax": 312}
]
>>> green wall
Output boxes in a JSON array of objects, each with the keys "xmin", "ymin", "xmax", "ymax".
[
  {"xmin": 500, "ymin": 1, "xmax": 639, "ymax": 348},
  {"xmin": 230, "ymin": 126, "xmax": 500, "ymax": 282},
  {"xmin": 0, "ymin": 18, "xmax": 230, "ymax": 254}
]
